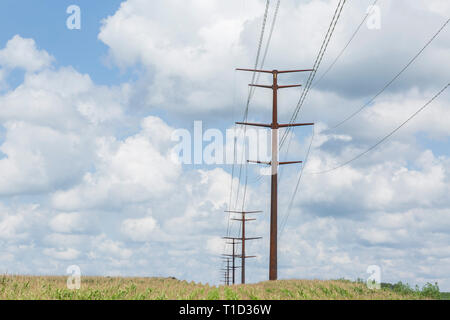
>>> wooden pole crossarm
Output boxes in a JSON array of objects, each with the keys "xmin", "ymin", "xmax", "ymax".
[
  {"xmin": 279, "ymin": 161, "xmax": 303, "ymax": 165},
  {"xmin": 249, "ymin": 84, "xmax": 301, "ymax": 90},
  {"xmin": 247, "ymin": 160, "xmax": 271, "ymax": 165},
  {"xmin": 231, "ymin": 218, "xmax": 256, "ymax": 222},
  {"xmin": 224, "ymin": 210, "xmax": 263, "ymax": 214},
  {"xmin": 278, "ymin": 122, "xmax": 315, "ymax": 128},
  {"xmin": 277, "ymin": 69, "xmax": 315, "ymax": 73},
  {"xmin": 236, "ymin": 68, "xmax": 274, "ymax": 73},
  {"xmin": 226, "ymin": 255, "xmax": 257, "ymax": 259},
  {"xmin": 249, "ymin": 84, "xmax": 273, "ymax": 89},
  {"xmin": 236, "ymin": 121, "xmax": 271, "ymax": 128},
  {"xmin": 277, "ymin": 84, "xmax": 302, "ymax": 89},
  {"xmin": 223, "ymin": 237, "xmax": 262, "ymax": 241},
  {"xmin": 236, "ymin": 68, "xmax": 314, "ymax": 74}
]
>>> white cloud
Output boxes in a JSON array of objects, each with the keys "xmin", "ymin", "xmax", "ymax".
[
  {"xmin": 122, "ymin": 215, "xmax": 158, "ymax": 242},
  {"xmin": 0, "ymin": 65, "xmax": 130, "ymax": 196},
  {"xmin": 89, "ymin": 234, "xmax": 133, "ymax": 260},
  {"xmin": 98, "ymin": 0, "xmax": 265, "ymax": 114},
  {"xmin": 0, "ymin": 2, "xmax": 449, "ymax": 290},
  {"xmin": 0, "ymin": 121, "xmax": 93, "ymax": 195},
  {"xmin": 51, "ymin": 117, "xmax": 181, "ymax": 210},
  {"xmin": 0, "ymin": 67, "xmax": 126, "ymax": 130},
  {"xmin": 49, "ymin": 213, "xmax": 86, "ymax": 234},
  {"xmin": 43, "ymin": 248, "xmax": 80, "ymax": 261},
  {"xmin": 0, "ymin": 214, "xmax": 24, "ymax": 240},
  {"xmin": 206, "ymin": 236, "xmax": 224, "ymax": 255},
  {"xmin": 0, "ymin": 204, "xmax": 43, "ymax": 241},
  {"xmin": 0, "ymin": 35, "xmax": 53, "ymax": 72}
]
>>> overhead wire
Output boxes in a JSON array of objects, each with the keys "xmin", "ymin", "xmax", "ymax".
[
  {"xmin": 276, "ymin": 0, "xmax": 347, "ymax": 231},
  {"xmin": 222, "ymin": 0, "xmax": 272, "ymax": 281},
  {"xmin": 278, "ymin": 10, "xmax": 448, "ymax": 234},
  {"xmin": 279, "ymin": 126, "xmax": 315, "ymax": 238},
  {"xmin": 279, "ymin": 0, "xmax": 347, "ymax": 150},
  {"xmin": 233, "ymin": 0, "xmax": 271, "ymax": 212},
  {"xmin": 312, "ymin": 0, "xmax": 379, "ymax": 89},
  {"xmin": 308, "ymin": 83, "xmax": 449, "ymax": 175},
  {"xmin": 329, "ymin": 17, "xmax": 449, "ymax": 130}
]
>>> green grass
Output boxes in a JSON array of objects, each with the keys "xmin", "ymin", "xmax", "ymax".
[
  {"xmin": 0, "ymin": 275, "xmax": 443, "ymax": 300},
  {"xmin": 439, "ymin": 292, "xmax": 450, "ymax": 300}
]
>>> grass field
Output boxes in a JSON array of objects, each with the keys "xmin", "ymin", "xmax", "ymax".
[
  {"xmin": 0, "ymin": 275, "xmax": 442, "ymax": 300},
  {"xmin": 0, "ymin": 275, "xmax": 444, "ymax": 300}
]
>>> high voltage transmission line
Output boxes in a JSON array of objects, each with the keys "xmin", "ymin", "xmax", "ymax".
[
  {"xmin": 308, "ymin": 83, "xmax": 449, "ymax": 174},
  {"xmin": 329, "ymin": 17, "xmax": 449, "ymax": 130},
  {"xmin": 232, "ymin": 0, "xmax": 271, "ymax": 213},
  {"xmin": 279, "ymin": 82, "xmax": 448, "ymax": 237},
  {"xmin": 279, "ymin": 0, "xmax": 347, "ymax": 149},
  {"xmin": 281, "ymin": 16, "xmax": 449, "ymax": 179},
  {"xmin": 222, "ymin": 0, "xmax": 273, "ymax": 283},
  {"xmin": 279, "ymin": 126, "xmax": 315, "ymax": 238},
  {"xmin": 221, "ymin": 0, "xmax": 446, "ymax": 284},
  {"xmin": 276, "ymin": 0, "xmax": 347, "ymax": 244},
  {"xmin": 277, "ymin": 10, "xmax": 448, "ymax": 237},
  {"xmin": 222, "ymin": 0, "xmax": 347, "ymax": 283},
  {"xmin": 312, "ymin": 0, "xmax": 379, "ymax": 89}
]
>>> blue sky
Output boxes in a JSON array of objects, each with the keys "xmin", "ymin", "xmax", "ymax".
[
  {"xmin": 0, "ymin": 0, "xmax": 449, "ymax": 291},
  {"xmin": 0, "ymin": 0, "xmax": 126, "ymax": 86}
]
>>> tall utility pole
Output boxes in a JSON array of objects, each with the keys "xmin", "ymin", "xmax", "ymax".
[
  {"xmin": 236, "ymin": 68, "xmax": 314, "ymax": 281},
  {"xmin": 224, "ymin": 210, "xmax": 262, "ymax": 284}
]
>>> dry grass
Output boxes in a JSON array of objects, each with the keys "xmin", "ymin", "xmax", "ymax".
[{"xmin": 0, "ymin": 275, "xmax": 433, "ymax": 300}]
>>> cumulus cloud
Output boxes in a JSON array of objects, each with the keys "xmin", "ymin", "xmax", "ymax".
[
  {"xmin": 49, "ymin": 213, "xmax": 87, "ymax": 234},
  {"xmin": 51, "ymin": 116, "xmax": 182, "ymax": 210},
  {"xmin": 43, "ymin": 248, "xmax": 80, "ymax": 261},
  {"xmin": 0, "ymin": 1, "xmax": 449, "ymax": 290},
  {"xmin": 97, "ymin": 0, "xmax": 449, "ymax": 121},
  {"xmin": 122, "ymin": 215, "xmax": 158, "ymax": 242},
  {"xmin": 0, "ymin": 64, "xmax": 130, "ymax": 196},
  {"xmin": 98, "ymin": 0, "xmax": 265, "ymax": 115},
  {"xmin": 0, "ymin": 35, "xmax": 53, "ymax": 72}
]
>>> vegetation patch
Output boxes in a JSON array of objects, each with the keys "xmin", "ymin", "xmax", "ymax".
[{"xmin": 0, "ymin": 275, "xmax": 443, "ymax": 300}]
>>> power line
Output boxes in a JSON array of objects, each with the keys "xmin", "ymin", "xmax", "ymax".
[
  {"xmin": 254, "ymin": 0, "xmax": 281, "ymax": 89},
  {"xmin": 277, "ymin": 0, "xmax": 347, "ymax": 218},
  {"xmin": 280, "ymin": 0, "xmax": 347, "ymax": 149},
  {"xmin": 330, "ymin": 17, "xmax": 449, "ymax": 130},
  {"xmin": 233, "ymin": 0, "xmax": 271, "ymax": 212},
  {"xmin": 230, "ymin": 0, "xmax": 282, "ymax": 266},
  {"xmin": 279, "ymin": 126, "xmax": 315, "ymax": 238},
  {"xmin": 237, "ymin": 0, "xmax": 282, "ymax": 193},
  {"xmin": 223, "ymin": 0, "xmax": 272, "ymax": 282},
  {"xmin": 309, "ymin": 83, "xmax": 449, "ymax": 175},
  {"xmin": 278, "ymin": 13, "xmax": 448, "ymax": 228},
  {"xmin": 312, "ymin": 0, "xmax": 379, "ymax": 88}
]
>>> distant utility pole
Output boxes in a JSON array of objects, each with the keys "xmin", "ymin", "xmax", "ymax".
[
  {"xmin": 224, "ymin": 210, "xmax": 262, "ymax": 284},
  {"xmin": 221, "ymin": 238, "xmax": 241, "ymax": 285},
  {"xmin": 236, "ymin": 68, "xmax": 314, "ymax": 281},
  {"xmin": 220, "ymin": 257, "xmax": 231, "ymax": 285}
]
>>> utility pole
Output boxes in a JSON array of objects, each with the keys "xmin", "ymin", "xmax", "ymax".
[
  {"xmin": 236, "ymin": 68, "xmax": 314, "ymax": 281},
  {"xmin": 224, "ymin": 210, "xmax": 262, "ymax": 284},
  {"xmin": 220, "ymin": 257, "xmax": 231, "ymax": 285},
  {"xmin": 221, "ymin": 238, "xmax": 241, "ymax": 285}
]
